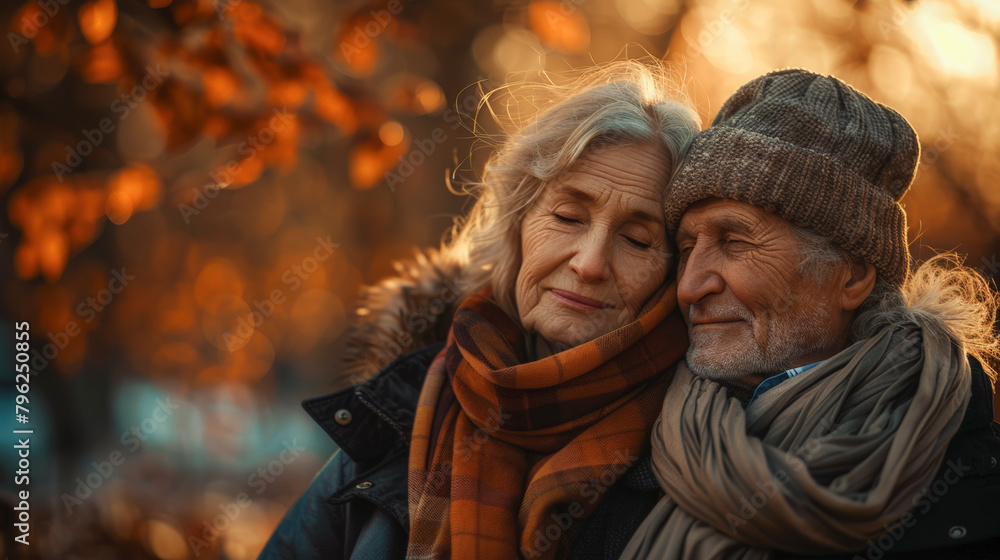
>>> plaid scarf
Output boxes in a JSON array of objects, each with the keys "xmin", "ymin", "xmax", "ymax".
[{"xmin": 407, "ymin": 285, "xmax": 688, "ymax": 560}]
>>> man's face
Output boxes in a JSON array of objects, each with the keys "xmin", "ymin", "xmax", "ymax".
[{"xmin": 674, "ymin": 198, "xmax": 852, "ymax": 383}]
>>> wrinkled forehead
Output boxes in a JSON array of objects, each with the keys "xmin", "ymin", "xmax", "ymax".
[{"xmin": 675, "ymin": 198, "xmax": 788, "ymax": 239}]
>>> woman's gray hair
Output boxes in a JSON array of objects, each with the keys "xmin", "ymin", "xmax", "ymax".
[
  {"xmin": 793, "ymin": 225, "xmax": 999, "ymax": 384},
  {"xmin": 441, "ymin": 60, "xmax": 701, "ymax": 317}
]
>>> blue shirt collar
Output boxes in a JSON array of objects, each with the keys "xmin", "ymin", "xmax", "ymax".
[{"xmin": 746, "ymin": 361, "xmax": 822, "ymax": 408}]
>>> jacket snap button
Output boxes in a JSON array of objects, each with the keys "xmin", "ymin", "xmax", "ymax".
[
  {"xmin": 335, "ymin": 409, "xmax": 352, "ymax": 425},
  {"xmin": 948, "ymin": 526, "xmax": 967, "ymax": 539},
  {"xmin": 356, "ymin": 481, "xmax": 373, "ymax": 489}
]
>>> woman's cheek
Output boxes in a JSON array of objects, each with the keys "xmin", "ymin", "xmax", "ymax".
[
  {"xmin": 522, "ymin": 227, "xmax": 566, "ymax": 272},
  {"xmin": 517, "ymin": 227, "xmax": 556, "ymax": 322},
  {"xmin": 515, "ymin": 268, "xmax": 541, "ymax": 313},
  {"xmin": 617, "ymin": 251, "xmax": 668, "ymax": 312}
]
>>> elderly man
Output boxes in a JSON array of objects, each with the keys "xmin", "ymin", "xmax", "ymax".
[{"xmin": 571, "ymin": 69, "xmax": 1000, "ymax": 560}]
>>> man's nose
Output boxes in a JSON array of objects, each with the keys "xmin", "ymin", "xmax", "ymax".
[
  {"xmin": 569, "ymin": 231, "xmax": 611, "ymax": 282},
  {"xmin": 676, "ymin": 241, "xmax": 725, "ymax": 306}
]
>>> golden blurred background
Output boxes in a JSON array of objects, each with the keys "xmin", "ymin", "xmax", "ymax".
[{"xmin": 0, "ymin": 0, "xmax": 997, "ymax": 557}]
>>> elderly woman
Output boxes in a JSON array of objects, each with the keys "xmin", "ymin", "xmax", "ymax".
[{"xmin": 258, "ymin": 61, "xmax": 701, "ymax": 560}]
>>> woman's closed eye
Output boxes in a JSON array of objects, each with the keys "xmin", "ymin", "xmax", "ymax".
[
  {"xmin": 624, "ymin": 236, "xmax": 651, "ymax": 249},
  {"xmin": 553, "ymin": 213, "xmax": 582, "ymax": 224}
]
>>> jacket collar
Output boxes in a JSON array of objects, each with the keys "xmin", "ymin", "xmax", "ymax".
[{"xmin": 302, "ymin": 342, "xmax": 444, "ymax": 465}]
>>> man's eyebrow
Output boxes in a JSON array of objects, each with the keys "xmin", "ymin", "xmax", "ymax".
[
  {"xmin": 551, "ymin": 184, "xmax": 663, "ymax": 225},
  {"xmin": 676, "ymin": 215, "xmax": 759, "ymax": 240},
  {"xmin": 712, "ymin": 216, "xmax": 758, "ymax": 236}
]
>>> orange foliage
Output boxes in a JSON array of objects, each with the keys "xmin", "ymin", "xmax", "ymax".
[
  {"xmin": 77, "ymin": 40, "xmax": 124, "ymax": 83},
  {"xmin": 202, "ymin": 67, "xmax": 239, "ymax": 108},
  {"xmin": 78, "ymin": 0, "xmax": 117, "ymax": 44},
  {"xmin": 232, "ymin": 3, "xmax": 286, "ymax": 56}
]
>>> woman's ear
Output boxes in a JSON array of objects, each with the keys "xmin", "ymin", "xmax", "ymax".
[{"xmin": 841, "ymin": 260, "xmax": 877, "ymax": 311}]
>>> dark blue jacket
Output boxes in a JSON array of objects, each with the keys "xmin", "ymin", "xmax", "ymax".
[
  {"xmin": 259, "ymin": 345, "xmax": 1000, "ymax": 559},
  {"xmin": 257, "ymin": 343, "xmax": 443, "ymax": 560}
]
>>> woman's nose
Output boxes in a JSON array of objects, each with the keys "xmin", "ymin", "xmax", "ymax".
[{"xmin": 568, "ymin": 232, "xmax": 611, "ymax": 283}]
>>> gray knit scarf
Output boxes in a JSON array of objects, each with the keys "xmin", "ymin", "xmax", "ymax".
[{"xmin": 619, "ymin": 323, "xmax": 971, "ymax": 559}]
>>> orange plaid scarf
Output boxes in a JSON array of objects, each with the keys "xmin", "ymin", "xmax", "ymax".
[{"xmin": 407, "ymin": 285, "xmax": 688, "ymax": 560}]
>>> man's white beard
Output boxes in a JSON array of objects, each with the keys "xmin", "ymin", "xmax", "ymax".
[{"xmin": 685, "ymin": 299, "xmax": 837, "ymax": 383}]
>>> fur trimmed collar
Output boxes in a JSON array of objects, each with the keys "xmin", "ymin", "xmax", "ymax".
[{"xmin": 341, "ymin": 248, "xmax": 467, "ymax": 386}]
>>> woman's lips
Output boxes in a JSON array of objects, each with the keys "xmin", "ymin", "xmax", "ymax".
[{"xmin": 550, "ymin": 289, "xmax": 610, "ymax": 310}]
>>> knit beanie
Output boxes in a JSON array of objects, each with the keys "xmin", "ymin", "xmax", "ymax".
[{"xmin": 664, "ymin": 68, "xmax": 920, "ymax": 287}]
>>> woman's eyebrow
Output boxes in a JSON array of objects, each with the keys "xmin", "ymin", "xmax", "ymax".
[
  {"xmin": 552, "ymin": 184, "xmax": 661, "ymax": 225},
  {"xmin": 551, "ymin": 184, "xmax": 596, "ymax": 202},
  {"xmin": 628, "ymin": 207, "xmax": 662, "ymax": 225}
]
